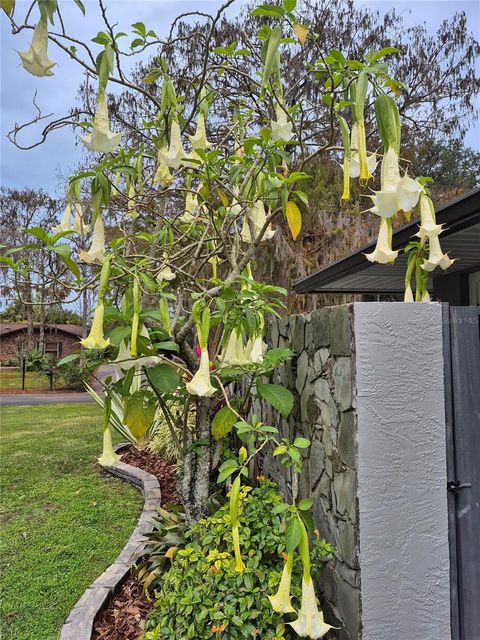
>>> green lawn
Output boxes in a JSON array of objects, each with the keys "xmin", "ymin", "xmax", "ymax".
[
  {"xmin": 0, "ymin": 368, "xmax": 69, "ymax": 392},
  {"xmin": 0, "ymin": 404, "xmax": 143, "ymax": 640}
]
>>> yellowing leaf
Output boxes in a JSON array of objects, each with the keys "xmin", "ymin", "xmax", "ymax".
[
  {"xmin": 0, "ymin": 0, "xmax": 14, "ymax": 15},
  {"xmin": 293, "ymin": 23, "xmax": 309, "ymax": 46},
  {"xmin": 285, "ymin": 201, "xmax": 302, "ymax": 241},
  {"xmin": 217, "ymin": 188, "xmax": 229, "ymax": 208}
]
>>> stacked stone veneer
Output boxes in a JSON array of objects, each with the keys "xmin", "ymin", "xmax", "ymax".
[
  {"xmin": 259, "ymin": 304, "xmax": 359, "ymax": 640},
  {"xmin": 255, "ymin": 303, "xmax": 451, "ymax": 640}
]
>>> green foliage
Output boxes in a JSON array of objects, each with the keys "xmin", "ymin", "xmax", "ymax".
[
  {"xmin": 148, "ymin": 421, "xmax": 183, "ymax": 463},
  {"xmin": 59, "ymin": 360, "xmax": 89, "ymax": 391},
  {"xmin": 144, "ymin": 481, "xmax": 334, "ymax": 639}
]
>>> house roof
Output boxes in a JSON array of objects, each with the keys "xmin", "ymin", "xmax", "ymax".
[
  {"xmin": 293, "ymin": 187, "xmax": 480, "ymax": 295},
  {"xmin": 0, "ymin": 323, "xmax": 83, "ymax": 338}
]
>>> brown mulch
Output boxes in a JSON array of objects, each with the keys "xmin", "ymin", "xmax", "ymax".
[
  {"xmin": 121, "ymin": 448, "xmax": 179, "ymax": 505},
  {"xmin": 92, "ymin": 576, "xmax": 153, "ymax": 640},
  {"xmin": 92, "ymin": 449, "xmax": 179, "ymax": 640}
]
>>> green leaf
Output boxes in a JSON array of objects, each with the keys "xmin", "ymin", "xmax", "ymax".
[
  {"xmin": 73, "ymin": 0, "xmax": 85, "ymax": 15},
  {"xmin": 57, "ymin": 353, "xmax": 80, "ymax": 366},
  {"xmin": 256, "ymin": 382, "xmax": 294, "ymax": 418},
  {"xmin": 285, "ymin": 516, "xmax": 302, "ymax": 552},
  {"xmin": 369, "ymin": 46, "xmax": 400, "ymax": 64},
  {"xmin": 298, "ymin": 498, "xmax": 313, "ymax": 511},
  {"xmin": 283, "ymin": 0, "xmax": 297, "ymax": 11},
  {"xmin": 293, "ymin": 437, "xmax": 310, "ymax": 449},
  {"xmin": 52, "ymin": 244, "xmax": 80, "ymax": 279},
  {"xmin": 251, "ymin": 5, "xmax": 285, "ymax": 17},
  {"xmin": 146, "ymin": 363, "xmax": 180, "ymax": 395},
  {"xmin": 272, "ymin": 502, "xmax": 290, "ymax": 514},
  {"xmin": 143, "ymin": 67, "xmax": 163, "ymax": 84},
  {"xmin": 211, "ymin": 405, "xmax": 238, "ymax": 441},
  {"xmin": 217, "ymin": 459, "xmax": 238, "ymax": 483},
  {"xmin": 124, "ymin": 390, "xmax": 157, "ymax": 439}
]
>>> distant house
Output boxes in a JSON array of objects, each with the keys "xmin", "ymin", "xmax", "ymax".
[
  {"xmin": 294, "ymin": 188, "xmax": 480, "ymax": 305},
  {"xmin": 0, "ymin": 323, "xmax": 83, "ymax": 362}
]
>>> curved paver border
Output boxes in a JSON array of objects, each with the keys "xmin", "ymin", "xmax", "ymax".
[{"xmin": 59, "ymin": 448, "xmax": 161, "ymax": 640}]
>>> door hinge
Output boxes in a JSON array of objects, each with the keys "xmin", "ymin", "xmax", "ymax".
[{"xmin": 447, "ymin": 480, "xmax": 472, "ymax": 493}]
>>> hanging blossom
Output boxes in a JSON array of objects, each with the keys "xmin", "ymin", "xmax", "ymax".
[
  {"xmin": 348, "ymin": 123, "xmax": 377, "ymax": 179},
  {"xmin": 157, "ymin": 120, "xmax": 186, "ymax": 170},
  {"xmin": 288, "ymin": 520, "xmax": 337, "ymax": 639},
  {"xmin": 81, "ymin": 257, "xmax": 111, "ymax": 350},
  {"xmin": 365, "ymin": 218, "xmax": 398, "ymax": 265},
  {"xmin": 180, "ymin": 191, "xmax": 198, "ymax": 223},
  {"xmin": 188, "ymin": 113, "xmax": 212, "ymax": 151},
  {"xmin": 18, "ymin": 17, "xmax": 56, "ymax": 77},
  {"xmin": 416, "ymin": 193, "xmax": 455, "ymax": 272},
  {"xmin": 269, "ymin": 551, "xmax": 295, "ymax": 613},
  {"xmin": 220, "ymin": 328, "xmax": 250, "ymax": 367},
  {"xmin": 52, "ymin": 202, "xmax": 89, "ymax": 235},
  {"xmin": 368, "ymin": 147, "xmax": 421, "ymax": 219},
  {"xmin": 156, "ymin": 258, "xmax": 176, "ymax": 282},
  {"xmin": 270, "ymin": 104, "xmax": 294, "ymax": 142},
  {"xmin": 185, "ymin": 307, "xmax": 216, "ymax": 397},
  {"xmin": 79, "ymin": 214, "xmax": 105, "ymax": 264},
  {"xmin": 81, "ymin": 93, "xmax": 123, "ymax": 154},
  {"xmin": 241, "ymin": 200, "xmax": 276, "ymax": 243},
  {"xmin": 98, "ymin": 408, "xmax": 121, "ymax": 467}
]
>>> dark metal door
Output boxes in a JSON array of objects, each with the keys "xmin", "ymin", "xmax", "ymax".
[{"xmin": 446, "ymin": 306, "xmax": 480, "ymax": 640}]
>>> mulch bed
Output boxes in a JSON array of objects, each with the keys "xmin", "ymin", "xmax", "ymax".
[
  {"xmin": 121, "ymin": 448, "xmax": 179, "ymax": 505},
  {"xmin": 92, "ymin": 576, "xmax": 153, "ymax": 640},
  {"xmin": 93, "ymin": 449, "xmax": 178, "ymax": 640}
]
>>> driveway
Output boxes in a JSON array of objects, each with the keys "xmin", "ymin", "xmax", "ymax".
[{"xmin": 0, "ymin": 393, "xmax": 94, "ymax": 406}]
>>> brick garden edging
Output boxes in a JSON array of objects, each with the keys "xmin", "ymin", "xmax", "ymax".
[{"xmin": 59, "ymin": 451, "xmax": 161, "ymax": 640}]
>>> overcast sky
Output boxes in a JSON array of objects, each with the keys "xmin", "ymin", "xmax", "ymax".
[{"xmin": 1, "ymin": 0, "xmax": 479, "ymax": 195}]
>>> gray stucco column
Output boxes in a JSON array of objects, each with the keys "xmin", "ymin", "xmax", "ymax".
[
  {"xmin": 261, "ymin": 302, "xmax": 451, "ymax": 640},
  {"xmin": 354, "ymin": 302, "xmax": 451, "ymax": 640}
]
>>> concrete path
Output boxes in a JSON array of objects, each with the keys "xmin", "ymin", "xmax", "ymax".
[{"xmin": 0, "ymin": 393, "xmax": 94, "ymax": 407}]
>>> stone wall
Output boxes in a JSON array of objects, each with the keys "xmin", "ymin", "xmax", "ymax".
[
  {"xmin": 256, "ymin": 303, "xmax": 451, "ymax": 640},
  {"xmin": 259, "ymin": 304, "xmax": 360, "ymax": 640}
]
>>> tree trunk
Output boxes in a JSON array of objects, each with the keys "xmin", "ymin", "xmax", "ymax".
[{"xmin": 182, "ymin": 397, "xmax": 212, "ymax": 523}]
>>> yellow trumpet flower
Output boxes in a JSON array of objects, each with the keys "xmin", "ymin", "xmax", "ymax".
[{"xmin": 18, "ymin": 18, "xmax": 56, "ymax": 77}]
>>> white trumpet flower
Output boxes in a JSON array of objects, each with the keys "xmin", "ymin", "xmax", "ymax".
[
  {"xmin": 188, "ymin": 113, "xmax": 212, "ymax": 151},
  {"xmin": 154, "ymin": 150, "xmax": 174, "ymax": 187},
  {"xmin": 98, "ymin": 423, "xmax": 121, "ymax": 467},
  {"xmin": 180, "ymin": 192, "xmax": 199, "ymax": 223},
  {"xmin": 72, "ymin": 202, "xmax": 90, "ymax": 235},
  {"xmin": 416, "ymin": 193, "xmax": 443, "ymax": 239},
  {"xmin": 245, "ymin": 335, "xmax": 266, "ymax": 364},
  {"xmin": 81, "ymin": 302, "xmax": 110, "ymax": 350},
  {"xmin": 289, "ymin": 578, "xmax": 337, "ymax": 639},
  {"xmin": 185, "ymin": 349, "xmax": 216, "ymax": 397},
  {"xmin": 241, "ymin": 200, "xmax": 276, "ymax": 243},
  {"xmin": 268, "ymin": 552, "xmax": 295, "ymax": 613},
  {"xmin": 156, "ymin": 264, "xmax": 176, "ymax": 282},
  {"xmin": 221, "ymin": 329, "xmax": 250, "ymax": 367},
  {"xmin": 52, "ymin": 204, "xmax": 73, "ymax": 234},
  {"xmin": 157, "ymin": 120, "xmax": 185, "ymax": 170},
  {"xmin": 404, "ymin": 285, "xmax": 415, "ymax": 302},
  {"xmin": 18, "ymin": 18, "xmax": 56, "ymax": 77},
  {"xmin": 422, "ymin": 235, "xmax": 455, "ymax": 272},
  {"xmin": 270, "ymin": 105, "xmax": 294, "ymax": 142},
  {"xmin": 79, "ymin": 215, "xmax": 105, "ymax": 264},
  {"xmin": 365, "ymin": 219, "xmax": 399, "ymax": 264},
  {"xmin": 81, "ymin": 93, "xmax": 123, "ymax": 154},
  {"xmin": 348, "ymin": 124, "xmax": 377, "ymax": 179},
  {"xmin": 369, "ymin": 148, "xmax": 421, "ymax": 218}
]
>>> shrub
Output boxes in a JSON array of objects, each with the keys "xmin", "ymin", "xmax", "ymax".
[
  {"xmin": 143, "ymin": 480, "xmax": 334, "ymax": 640},
  {"xmin": 60, "ymin": 361, "xmax": 89, "ymax": 391}
]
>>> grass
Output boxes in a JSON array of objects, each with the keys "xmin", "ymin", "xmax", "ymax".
[
  {"xmin": 0, "ymin": 368, "xmax": 68, "ymax": 392},
  {"xmin": 0, "ymin": 404, "xmax": 143, "ymax": 640}
]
